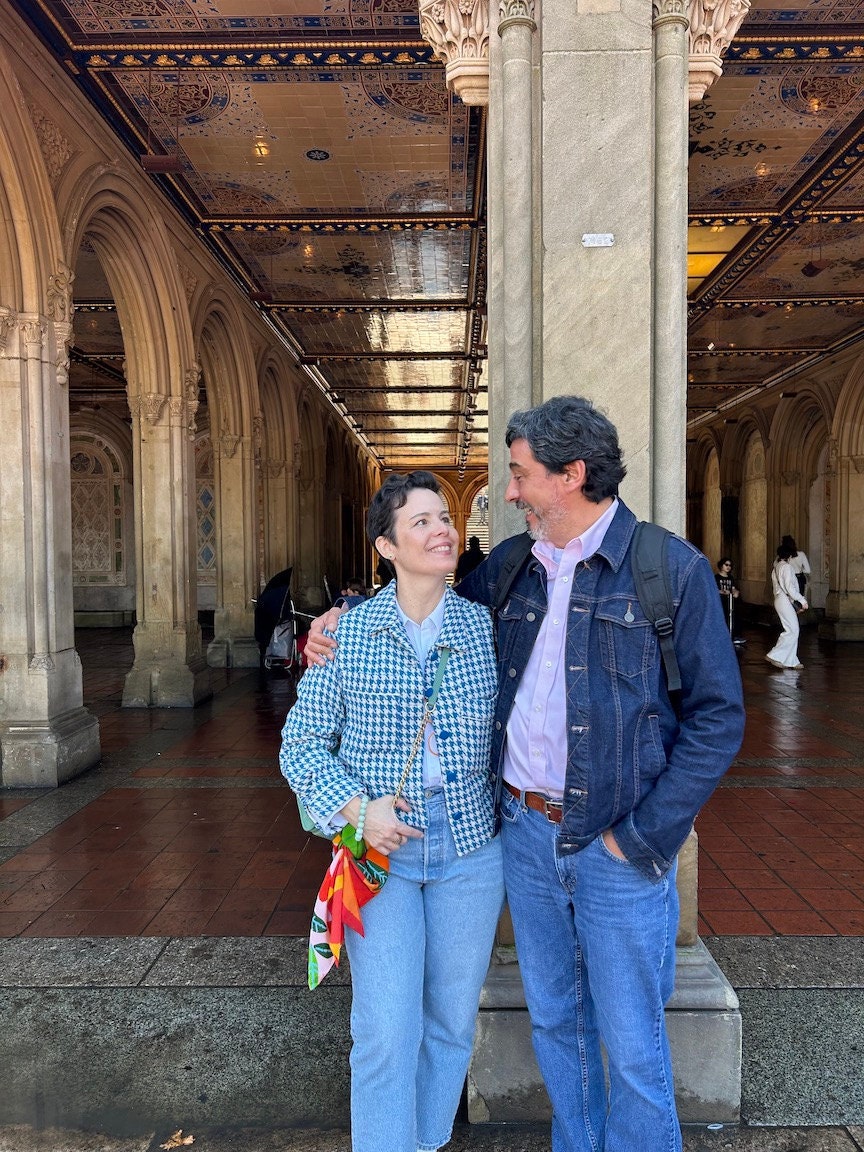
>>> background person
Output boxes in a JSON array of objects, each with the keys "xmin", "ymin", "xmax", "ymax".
[
  {"xmin": 767, "ymin": 540, "xmax": 808, "ymax": 670},
  {"xmin": 781, "ymin": 534, "xmax": 811, "ymax": 598},
  {"xmin": 715, "ymin": 557, "xmax": 745, "ymax": 646},
  {"xmin": 454, "ymin": 534, "xmax": 486, "ymax": 583},
  {"xmin": 280, "ymin": 471, "xmax": 504, "ymax": 1152}
]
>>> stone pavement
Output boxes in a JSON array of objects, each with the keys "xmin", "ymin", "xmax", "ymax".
[{"xmin": 0, "ymin": 1124, "xmax": 863, "ymax": 1152}]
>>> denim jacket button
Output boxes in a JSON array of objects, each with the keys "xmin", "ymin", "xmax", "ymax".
[
  {"xmin": 526, "ymin": 612, "xmax": 536, "ymax": 622},
  {"xmin": 509, "ymin": 667, "xmax": 517, "ymax": 677},
  {"xmin": 495, "ymin": 721, "xmax": 502, "ymax": 730}
]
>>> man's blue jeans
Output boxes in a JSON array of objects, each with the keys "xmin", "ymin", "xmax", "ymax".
[
  {"xmin": 344, "ymin": 791, "xmax": 504, "ymax": 1152},
  {"xmin": 501, "ymin": 787, "xmax": 681, "ymax": 1152}
]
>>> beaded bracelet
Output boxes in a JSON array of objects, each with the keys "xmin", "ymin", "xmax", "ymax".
[{"xmin": 355, "ymin": 795, "xmax": 369, "ymax": 840}]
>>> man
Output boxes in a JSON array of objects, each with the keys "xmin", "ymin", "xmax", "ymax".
[{"xmin": 307, "ymin": 395, "xmax": 745, "ymax": 1152}]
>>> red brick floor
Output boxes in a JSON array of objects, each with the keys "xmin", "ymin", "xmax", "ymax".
[{"xmin": 0, "ymin": 623, "xmax": 862, "ymax": 938}]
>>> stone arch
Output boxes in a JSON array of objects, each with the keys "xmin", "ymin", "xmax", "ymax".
[
  {"xmin": 194, "ymin": 291, "xmax": 257, "ymax": 438},
  {"xmin": 63, "ymin": 169, "xmax": 196, "ymax": 405},
  {"xmin": 685, "ymin": 428, "xmax": 721, "ymax": 549},
  {"xmin": 258, "ymin": 355, "xmax": 300, "ymax": 584},
  {"xmin": 61, "ymin": 167, "xmax": 209, "ymax": 706},
  {"xmin": 0, "ymin": 46, "xmax": 101, "ymax": 784},
  {"xmin": 832, "ymin": 352, "xmax": 864, "ymax": 458},
  {"xmin": 0, "ymin": 40, "xmax": 65, "ymax": 314}
]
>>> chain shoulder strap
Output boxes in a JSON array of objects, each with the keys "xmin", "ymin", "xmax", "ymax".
[{"xmin": 393, "ymin": 645, "xmax": 451, "ymax": 803}]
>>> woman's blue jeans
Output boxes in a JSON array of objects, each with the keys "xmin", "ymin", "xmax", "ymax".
[
  {"xmin": 344, "ymin": 791, "xmax": 504, "ymax": 1152},
  {"xmin": 501, "ymin": 787, "xmax": 681, "ymax": 1152}
]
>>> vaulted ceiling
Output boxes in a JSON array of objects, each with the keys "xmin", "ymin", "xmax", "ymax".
[{"xmin": 12, "ymin": 0, "xmax": 864, "ymax": 461}]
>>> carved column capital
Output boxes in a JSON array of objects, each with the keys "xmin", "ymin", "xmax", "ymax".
[
  {"xmin": 687, "ymin": 0, "xmax": 751, "ymax": 103},
  {"xmin": 419, "ymin": 0, "xmax": 490, "ymax": 106},
  {"xmin": 21, "ymin": 319, "xmax": 46, "ymax": 349},
  {"xmin": 499, "ymin": 0, "xmax": 536, "ymax": 27},
  {"xmin": 131, "ymin": 393, "xmax": 168, "ymax": 426},
  {"xmin": 653, "ymin": 0, "xmax": 688, "ymax": 26},
  {"xmin": 262, "ymin": 457, "xmax": 286, "ymax": 479},
  {"xmin": 219, "ymin": 432, "xmax": 242, "ymax": 460}
]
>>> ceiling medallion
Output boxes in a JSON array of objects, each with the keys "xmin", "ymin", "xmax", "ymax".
[{"xmin": 306, "ymin": 149, "xmax": 331, "ymax": 161}]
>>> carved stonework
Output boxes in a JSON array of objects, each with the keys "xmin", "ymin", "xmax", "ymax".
[
  {"xmin": 26, "ymin": 102, "xmax": 74, "ymax": 185},
  {"xmin": 47, "ymin": 264, "xmax": 74, "ymax": 324},
  {"xmin": 21, "ymin": 319, "xmax": 45, "ymax": 348},
  {"xmin": 499, "ymin": 0, "xmax": 535, "ymax": 20},
  {"xmin": 688, "ymin": 0, "xmax": 751, "ymax": 103},
  {"xmin": 137, "ymin": 393, "xmax": 168, "ymax": 426},
  {"xmin": 54, "ymin": 320, "xmax": 73, "ymax": 388},
  {"xmin": 262, "ymin": 458, "xmax": 286, "ymax": 479},
  {"xmin": 653, "ymin": 0, "xmax": 688, "ymax": 22},
  {"xmin": 0, "ymin": 308, "xmax": 15, "ymax": 353},
  {"xmin": 852, "ymin": 456, "xmax": 864, "ymax": 475},
  {"xmin": 293, "ymin": 438, "xmax": 303, "ymax": 479},
  {"xmin": 184, "ymin": 363, "xmax": 201, "ymax": 440},
  {"xmin": 29, "ymin": 653, "xmax": 55, "ymax": 672},
  {"xmin": 780, "ymin": 470, "xmax": 800, "ymax": 486},
  {"xmin": 180, "ymin": 264, "xmax": 198, "ymax": 304},
  {"xmin": 419, "ymin": 0, "xmax": 491, "ymax": 106},
  {"xmin": 219, "ymin": 432, "xmax": 241, "ymax": 459}
]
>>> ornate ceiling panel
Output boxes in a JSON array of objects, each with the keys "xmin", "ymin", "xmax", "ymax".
[
  {"xmin": 688, "ymin": 0, "xmax": 864, "ymax": 421},
  {"xmin": 17, "ymin": 0, "xmax": 486, "ymax": 474}
]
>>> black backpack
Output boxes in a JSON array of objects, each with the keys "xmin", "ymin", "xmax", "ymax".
[{"xmin": 491, "ymin": 521, "xmax": 682, "ymax": 699}]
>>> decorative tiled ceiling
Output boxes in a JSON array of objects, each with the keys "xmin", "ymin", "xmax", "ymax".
[
  {"xmin": 17, "ymin": 0, "xmax": 487, "ymax": 471},
  {"xmin": 18, "ymin": 0, "xmax": 864, "ymax": 443},
  {"xmin": 688, "ymin": 0, "xmax": 864, "ymax": 420}
]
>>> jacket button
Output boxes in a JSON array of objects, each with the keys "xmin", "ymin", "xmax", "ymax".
[
  {"xmin": 526, "ymin": 612, "xmax": 536, "ymax": 622},
  {"xmin": 509, "ymin": 667, "xmax": 517, "ymax": 677},
  {"xmin": 495, "ymin": 721, "xmax": 502, "ymax": 730},
  {"xmin": 439, "ymin": 729, "xmax": 451, "ymax": 740}
]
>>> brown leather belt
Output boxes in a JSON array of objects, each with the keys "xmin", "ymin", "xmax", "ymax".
[{"xmin": 504, "ymin": 780, "xmax": 564, "ymax": 824}]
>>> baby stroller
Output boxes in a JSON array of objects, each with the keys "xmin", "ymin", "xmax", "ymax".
[{"xmin": 253, "ymin": 568, "xmax": 313, "ymax": 674}]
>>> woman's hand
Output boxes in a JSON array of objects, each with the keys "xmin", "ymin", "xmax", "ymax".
[
  {"xmin": 344, "ymin": 796, "xmax": 424, "ymax": 856},
  {"xmin": 304, "ymin": 606, "xmax": 345, "ymax": 665}
]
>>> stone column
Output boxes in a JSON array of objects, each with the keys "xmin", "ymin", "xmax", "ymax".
[
  {"xmin": 487, "ymin": 0, "xmax": 537, "ymax": 543},
  {"xmin": 207, "ymin": 431, "xmax": 259, "ymax": 668},
  {"xmin": 821, "ymin": 449, "xmax": 864, "ymax": 641},
  {"xmin": 652, "ymin": 0, "xmax": 689, "ymax": 533},
  {"xmin": 0, "ymin": 294, "xmax": 101, "ymax": 786},
  {"xmin": 123, "ymin": 371, "xmax": 211, "ymax": 707}
]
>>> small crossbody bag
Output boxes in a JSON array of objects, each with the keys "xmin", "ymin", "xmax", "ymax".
[{"xmin": 296, "ymin": 645, "xmax": 451, "ymax": 839}]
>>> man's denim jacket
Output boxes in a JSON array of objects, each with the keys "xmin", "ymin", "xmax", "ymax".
[{"xmin": 458, "ymin": 500, "xmax": 745, "ymax": 881}]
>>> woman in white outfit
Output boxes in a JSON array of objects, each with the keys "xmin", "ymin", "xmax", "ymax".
[
  {"xmin": 781, "ymin": 534, "xmax": 811, "ymax": 598},
  {"xmin": 766, "ymin": 541, "xmax": 808, "ymax": 669}
]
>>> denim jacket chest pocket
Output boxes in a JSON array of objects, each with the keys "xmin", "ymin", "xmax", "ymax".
[{"xmin": 595, "ymin": 599, "xmax": 655, "ymax": 680}]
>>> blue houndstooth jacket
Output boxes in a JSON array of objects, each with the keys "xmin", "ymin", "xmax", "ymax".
[{"xmin": 279, "ymin": 581, "xmax": 498, "ymax": 856}]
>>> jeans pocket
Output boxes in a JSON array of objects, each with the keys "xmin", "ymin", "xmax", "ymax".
[
  {"xmin": 595, "ymin": 831, "xmax": 635, "ymax": 868},
  {"xmin": 500, "ymin": 786, "xmax": 521, "ymax": 825}
]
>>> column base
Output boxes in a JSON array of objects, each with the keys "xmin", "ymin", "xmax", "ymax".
[
  {"xmin": 122, "ymin": 657, "xmax": 212, "ymax": 708},
  {"xmin": 819, "ymin": 619, "xmax": 864, "ymax": 641},
  {"xmin": 468, "ymin": 938, "xmax": 740, "ymax": 1125},
  {"xmin": 0, "ymin": 707, "xmax": 101, "ymax": 788},
  {"xmin": 206, "ymin": 635, "xmax": 260, "ymax": 668}
]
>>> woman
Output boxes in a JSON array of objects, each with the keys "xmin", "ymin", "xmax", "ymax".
[
  {"xmin": 781, "ymin": 534, "xmax": 811, "ymax": 598},
  {"xmin": 714, "ymin": 557, "xmax": 744, "ymax": 645},
  {"xmin": 280, "ymin": 471, "xmax": 504, "ymax": 1152},
  {"xmin": 766, "ymin": 540, "xmax": 808, "ymax": 670}
]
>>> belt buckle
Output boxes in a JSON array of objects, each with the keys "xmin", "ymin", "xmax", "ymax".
[{"xmin": 541, "ymin": 796, "xmax": 563, "ymax": 822}]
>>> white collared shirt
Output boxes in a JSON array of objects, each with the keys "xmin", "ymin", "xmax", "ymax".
[{"xmin": 503, "ymin": 498, "xmax": 618, "ymax": 797}]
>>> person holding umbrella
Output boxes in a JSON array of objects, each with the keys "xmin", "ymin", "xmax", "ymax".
[{"xmin": 279, "ymin": 470, "xmax": 504, "ymax": 1152}]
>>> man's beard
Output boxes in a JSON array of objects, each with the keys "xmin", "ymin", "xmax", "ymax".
[{"xmin": 517, "ymin": 499, "xmax": 568, "ymax": 543}]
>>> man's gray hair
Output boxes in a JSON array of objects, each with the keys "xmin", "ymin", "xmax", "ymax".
[{"xmin": 505, "ymin": 395, "xmax": 626, "ymax": 503}]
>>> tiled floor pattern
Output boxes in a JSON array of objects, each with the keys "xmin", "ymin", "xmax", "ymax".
[{"xmin": 0, "ymin": 623, "xmax": 862, "ymax": 938}]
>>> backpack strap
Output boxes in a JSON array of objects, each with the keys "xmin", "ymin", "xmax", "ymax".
[
  {"xmin": 631, "ymin": 521, "xmax": 682, "ymax": 697},
  {"xmin": 492, "ymin": 532, "xmax": 535, "ymax": 612}
]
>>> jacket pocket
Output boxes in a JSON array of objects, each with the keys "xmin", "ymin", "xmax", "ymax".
[{"xmin": 596, "ymin": 600, "xmax": 654, "ymax": 680}]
